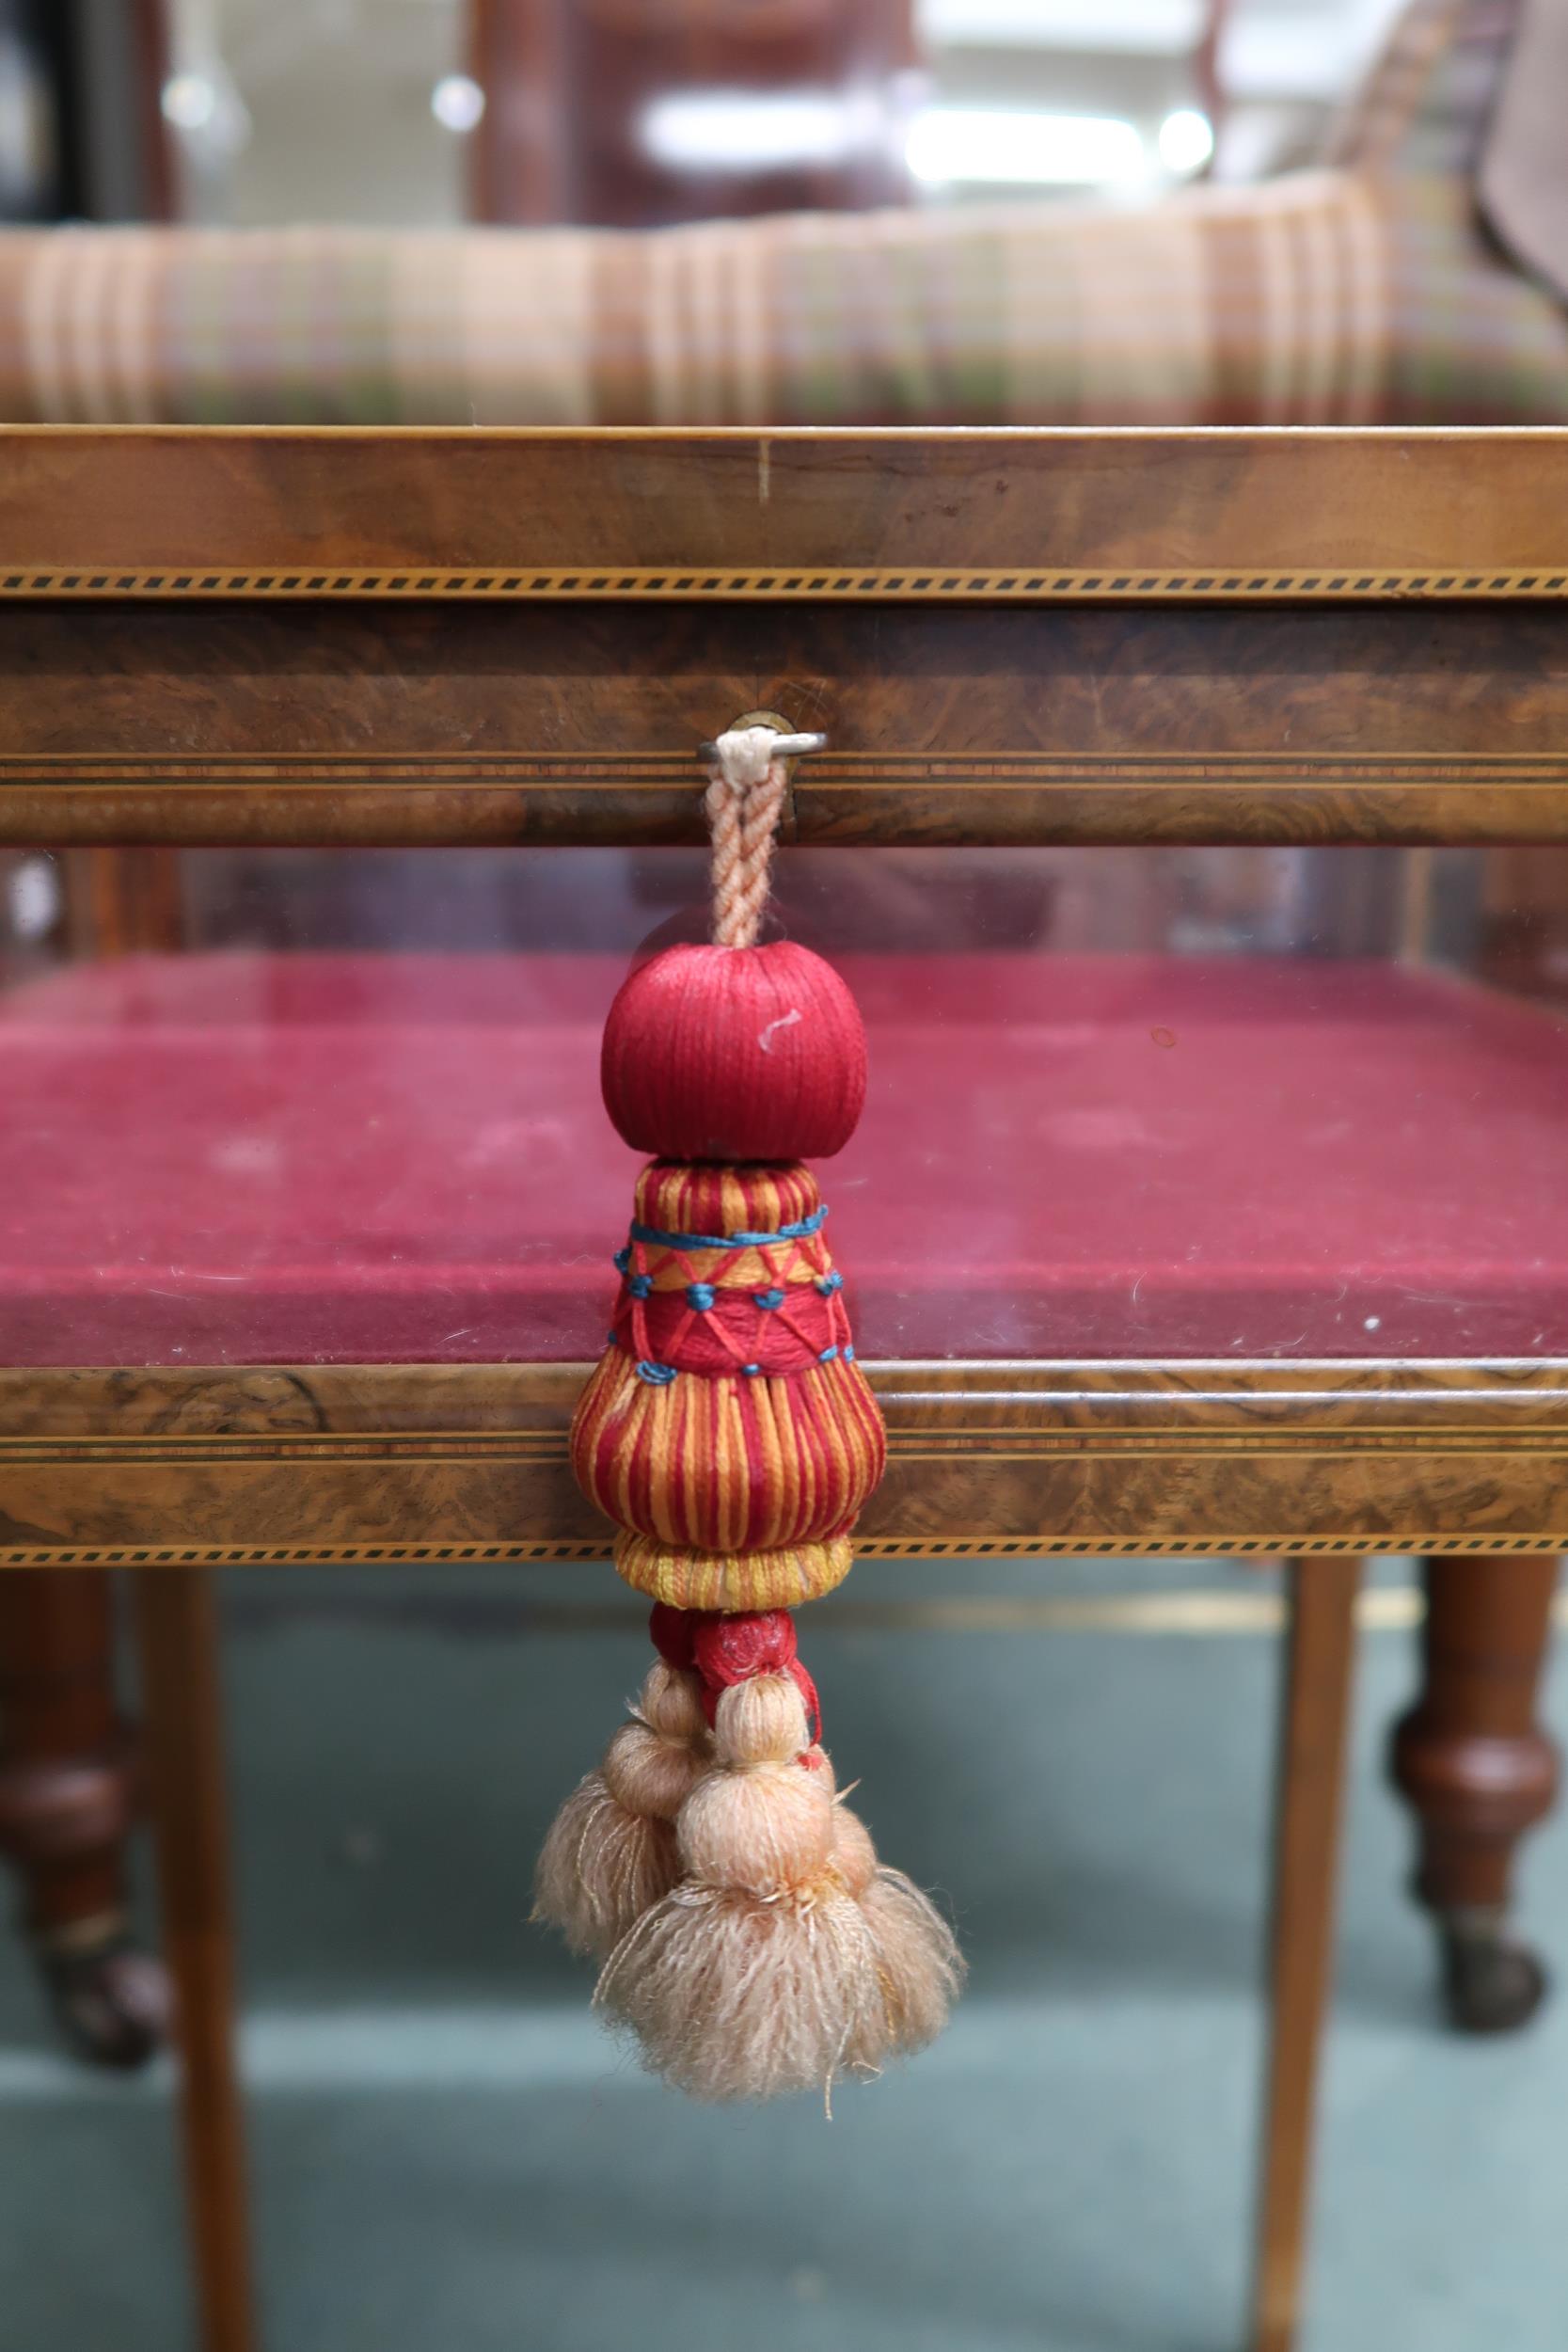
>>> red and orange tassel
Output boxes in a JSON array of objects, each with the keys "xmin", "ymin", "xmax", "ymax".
[{"xmin": 534, "ymin": 723, "xmax": 962, "ymax": 2101}]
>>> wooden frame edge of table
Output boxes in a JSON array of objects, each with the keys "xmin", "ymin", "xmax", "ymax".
[
  {"xmin": 3, "ymin": 1357, "xmax": 1566, "ymax": 1566},
  {"xmin": 1, "ymin": 425, "xmax": 1567, "ymax": 596},
  {"xmin": 4, "ymin": 428, "xmax": 1568, "ymax": 854}
]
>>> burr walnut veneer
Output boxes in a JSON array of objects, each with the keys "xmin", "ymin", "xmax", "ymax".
[{"xmin": 2, "ymin": 426, "xmax": 1566, "ymax": 2352}]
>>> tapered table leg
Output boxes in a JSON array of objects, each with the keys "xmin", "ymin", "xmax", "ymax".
[
  {"xmin": 134, "ymin": 1569, "xmax": 256, "ymax": 2352},
  {"xmin": 1249, "ymin": 1555, "xmax": 1362, "ymax": 2352}
]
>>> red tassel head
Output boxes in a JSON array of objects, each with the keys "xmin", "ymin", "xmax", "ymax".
[
  {"xmin": 570, "ymin": 1158, "xmax": 885, "ymax": 1588},
  {"xmin": 601, "ymin": 941, "xmax": 867, "ymax": 1163}
]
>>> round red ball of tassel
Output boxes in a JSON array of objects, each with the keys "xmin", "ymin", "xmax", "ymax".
[{"xmin": 601, "ymin": 941, "xmax": 867, "ymax": 1163}]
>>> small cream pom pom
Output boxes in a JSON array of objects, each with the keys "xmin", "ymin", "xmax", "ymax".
[{"xmin": 677, "ymin": 1757, "xmax": 835, "ymax": 1896}]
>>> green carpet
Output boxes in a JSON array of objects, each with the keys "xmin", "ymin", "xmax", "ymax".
[{"xmin": 0, "ymin": 1554, "xmax": 1563, "ymax": 2352}]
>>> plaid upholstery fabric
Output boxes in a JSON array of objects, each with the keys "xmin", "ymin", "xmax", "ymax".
[{"xmin": 0, "ymin": 0, "xmax": 1560, "ymax": 427}]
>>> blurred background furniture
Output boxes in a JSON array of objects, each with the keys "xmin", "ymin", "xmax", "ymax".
[{"xmin": 467, "ymin": 0, "xmax": 925, "ymax": 223}]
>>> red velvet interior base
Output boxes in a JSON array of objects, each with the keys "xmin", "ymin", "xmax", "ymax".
[{"xmin": 3, "ymin": 949, "xmax": 1566, "ymax": 1367}]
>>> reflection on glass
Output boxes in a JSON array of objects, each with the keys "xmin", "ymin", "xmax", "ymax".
[{"xmin": 2, "ymin": 843, "xmax": 1565, "ymax": 1371}]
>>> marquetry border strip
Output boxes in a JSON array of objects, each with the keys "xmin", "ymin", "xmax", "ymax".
[
  {"xmin": 3, "ymin": 1533, "xmax": 1562, "ymax": 1568},
  {"xmin": 4, "ymin": 567, "xmax": 1568, "ymax": 602},
  {"xmin": 12, "ymin": 1433, "xmax": 1568, "ymax": 1467},
  {"xmin": 6, "ymin": 752, "xmax": 1567, "ymax": 789}
]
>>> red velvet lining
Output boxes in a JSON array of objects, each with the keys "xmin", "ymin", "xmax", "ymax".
[{"xmin": 2, "ymin": 949, "xmax": 1565, "ymax": 1367}]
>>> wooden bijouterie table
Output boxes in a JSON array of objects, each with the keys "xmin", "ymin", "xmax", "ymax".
[{"xmin": 2, "ymin": 425, "xmax": 1568, "ymax": 2352}]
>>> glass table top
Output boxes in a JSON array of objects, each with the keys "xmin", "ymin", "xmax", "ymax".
[{"xmin": 3, "ymin": 922, "xmax": 1565, "ymax": 1368}]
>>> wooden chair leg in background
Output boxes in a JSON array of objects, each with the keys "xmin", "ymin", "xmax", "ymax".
[
  {"xmin": 135, "ymin": 1569, "xmax": 257, "ymax": 2352},
  {"xmin": 1249, "ymin": 1555, "xmax": 1362, "ymax": 2352},
  {"xmin": 1389, "ymin": 1553, "xmax": 1560, "ymax": 2032},
  {"xmin": 0, "ymin": 1568, "xmax": 169, "ymax": 2065}
]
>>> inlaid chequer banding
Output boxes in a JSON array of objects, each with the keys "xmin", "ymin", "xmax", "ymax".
[{"xmin": 1, "ymin": 567, "xmax": 1567, "ymax": 601}]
